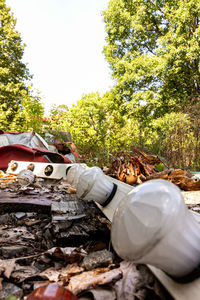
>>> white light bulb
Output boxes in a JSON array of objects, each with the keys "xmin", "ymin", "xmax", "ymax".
[
  {"xmin": 111, "ymin": 179, "xmax": 200, "ymax": 279},
  {"xmin": 66, "ymin": 164, "xmax": 85, "ymax": 188},
  {"xmin": 76, "ymin": 167, "xmax": 115, "ymax": 206}
]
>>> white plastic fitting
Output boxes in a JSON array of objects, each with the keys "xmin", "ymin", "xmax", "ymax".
[
  {"xmin": 66, "ymin": 164, "xmax": 85, "ymax": 188},
  {"xmin": 76, "ymin": 167, "xmax": 115, "ymax": 206},
  {"xmin": 111, "ymin": 179, "xmax": 200, "ymax": 278}
]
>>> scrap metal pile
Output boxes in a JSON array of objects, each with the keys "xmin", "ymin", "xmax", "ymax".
[
  {"xmin": 104, "ymin": 148, "xmax": 200, "ymax": 191},
  {"xmin": 0, "ymin": 169, "xmax": 169, "ymax": 300}
]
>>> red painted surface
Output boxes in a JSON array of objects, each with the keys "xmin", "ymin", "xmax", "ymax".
[{"xmin": 0, "ymin": 145, "xmax": 71, "ymax": 169}]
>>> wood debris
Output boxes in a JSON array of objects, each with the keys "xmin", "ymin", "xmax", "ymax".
[
  {"xmin": 104, "ymin": 148, "xmax": 160, "ymax": 185},
  {"xmin": 145, "ymin": 169, "xmax": 200, "ymax": 191},
  {"xmin": 0, "ymin": 190, "xmax": 51, "ymax": 213},
  {"xmin": 67, "ymin": 266, "xmax": 123, "ymax": 295},
  {"xmin": 104, "ymin": 148, "xmax": 200, "ymax": 191},
  {"xmin": 0, "ymin": 173, "xmax": 170, "ymax": 299}
]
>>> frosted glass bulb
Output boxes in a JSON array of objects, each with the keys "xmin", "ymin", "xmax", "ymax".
[
  {"xmin": 111, "ymin": 179, "xmax": 200, "ymax": 279},
  {"xmin": 77, "ymin": 167, "xmax": 115, "ymax": 205},
  {"xmin": 66, "ymin": 164, "xmax": 84, "ymax": 188}
]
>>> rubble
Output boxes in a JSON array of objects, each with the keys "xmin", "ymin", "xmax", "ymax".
[
  {"xmin": 82, "ymin": 249, "xmax": 113, "ymax": 270},
  {"xmin": 0, "ymin": 190, "xmax": 52, "ymax": 213},
  {"xmin": 0, "ymin": 282, "xmax": 23, "ymax": 299},
  {"xmin": 0, "ymin": 167, "xmax": 172, "ymax": 299}
]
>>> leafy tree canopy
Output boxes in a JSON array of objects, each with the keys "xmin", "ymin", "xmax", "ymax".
[
  {"xmin": 48, "ymin": 104, "xmax": 69, "ymax": 131},
  {"xmin": 0, "ymin": 0, "xmax": 30, "ymax": 103},
  {"xmin": 0, "ymin": 0, "xmax": 44, "ymax": 130},
  {"xmin": 103, "ymin": 0, "xmax": 200, "ymax": 119},
  {"xmin": 65, "ymin": 93, "xmax": 108, "ymax": 154}
]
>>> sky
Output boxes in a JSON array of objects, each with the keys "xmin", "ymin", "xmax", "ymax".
[{"xmin": 6, "ymin": 0, "xmax": 114, "ymax": 113}]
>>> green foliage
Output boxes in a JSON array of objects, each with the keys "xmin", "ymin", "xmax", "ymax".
[
  {"xmin": 0, "ymin": 0, "xmax": 32, "ymax": 122},
  {"xmin": 144, "ymin": 112, "xmax": 198, "ymax": 169},
  {"xmin": 52, "ymin": 1, "xmax": 200, "ymax": 169},
  {"xmin": 0, "ymin": 90, "xmax": 44, "ymax": 132},
  {"xmin": 55, "ymin": 91, "xmax": 140, "ymax": 166},
  {"xmin": 103, "ymin": 0, "xmax": 200, "ymax": 119},
  {"xmin": 48, "ymin": 92, "xmax": 200, "ymax": 170},
  {"xmin": 64, "ymin": 92, "xmax": 109, "ymax": 164},
  {"xmin": 1, "ymin": 0, "xmax": 200, "ymax": 171},
  {"xmin": 49, "ymin": 104, "xmax": 69, "ymax": 131},
  {"xmin": 0, "ymin": 0, "xmax": 45, "ymax": 132},
  {"xmin": 20, "ymin": 91, "xmax": 45, "ymax": 134}
]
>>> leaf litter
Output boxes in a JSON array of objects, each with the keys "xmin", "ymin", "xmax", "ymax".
[{"xmin": 0, "ymin": 171, "xmax": 174, "ymax": 299}]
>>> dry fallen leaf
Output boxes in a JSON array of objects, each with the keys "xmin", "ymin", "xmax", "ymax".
[
  {"xmin": 67, "ymin": 187, "xmax": 77, "ymax": 194},
  {"xmin": 0, "ymin": 277, "xmax": 3, "ymax": 291},
  {"xmin": 114, "ymin": 262, "xmax": 144, "ymax": 300},
  {"xmin": 40, "ymin": 267, "xmax": 61, "ymax": 282},
  {"xmin": 25, "ymin": 220, "xmax": 41, "ymax": 226},
  {"xmin": 114, "ymin": 262, "xmax": 169, "ymax": 300},
  {"xmin": 40, "ymin": 264, "xmax": 84, "ymax": 282},
  {"xmin": 46, "ymin": 247, "xmax": 87, "ymax": 263},
  {"xmin": 0, "ymin": 259, "xmax": 16, "ymax": 279},
  {"xmin": 11, "ymin": 264, "xmax": 39, "ymax": 282},
  {"xmin": 67, "ymin": 267, "xmax": 122, "ymax": 295},
  {"xmin": 79, "ymin": 287, "xmax": 116, "ymax": 300}
]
